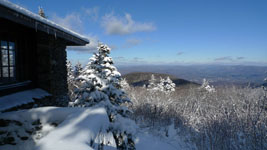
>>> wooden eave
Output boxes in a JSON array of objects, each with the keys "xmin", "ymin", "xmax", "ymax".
[{"xmin": 0, "ymin": 5, "xmax": 89, "ymax": 46}]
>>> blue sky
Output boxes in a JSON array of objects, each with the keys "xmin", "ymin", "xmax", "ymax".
[{"xmin": 9, "ymin": 0, "xmax": 267, "ymax": 66}]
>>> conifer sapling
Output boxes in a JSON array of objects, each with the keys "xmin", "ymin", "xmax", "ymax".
[{"xmin": 70, "ymin": 43, "xmax": 135, "ymax": 150}]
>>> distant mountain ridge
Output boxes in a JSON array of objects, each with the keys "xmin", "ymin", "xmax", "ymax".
[
  {"xmin": 118, "ymin": 65, "xmax": 267, "ymax": 86},
  {"xmin": 122, "ymin": 72, "xmax": 199, "ymax": 87}
]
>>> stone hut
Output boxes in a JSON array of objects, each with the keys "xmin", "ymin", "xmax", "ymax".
[{"xmin": 0, "ymin": 1, "xmax": 89, "ymax": 108}]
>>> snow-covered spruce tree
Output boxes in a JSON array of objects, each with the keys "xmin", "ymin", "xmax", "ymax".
[
  {"xmin": 158, "ymin": 77, "xmax": 176, "ymax": 94},
  {"xmin": 147, "ymin": 74, "xmax": 159, "ymax": 92},
  {"xmin": 66, "ymin": 61, "xmax": 76, "ymax": 101},
  {"xmin": 120, "ymin": 78, "xmax": 130, "ymax": 91},
  {"xmin": 66, "ymin": 61, "xmax": 74, "ymax": 81},
  {"xmin": 73, "ymin": 62, "xmax": 83, "ymax": 78},
  {"xmin": 70, "ymin": 44, "xmax": 135, "ymax": 150},
  {"xmin": 200, "ymin": 78, "xmax": 215, "ymax": 93},
  {"xmin": 38, "ymin": 6, "xmax": 46, "ymax": 18}
]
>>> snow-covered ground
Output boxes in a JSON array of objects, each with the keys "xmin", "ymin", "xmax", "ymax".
[
  {"xmin": 135, "ymin": 131, "xmax": 184, "ymax": 150},
  {"xmin": 0, "ymin": 88, "xmax": 50, "ymax": 112},
  {"xmin": 0, "ymin": 107, "xmax": 189, "ymax": 150},
  {"xmin": 135, "ymin": 123, "xmax": 194, "ymax": 150},
  {"xmin": 36, "ymin": 107, "xmax": 116, "ymax": 150}
]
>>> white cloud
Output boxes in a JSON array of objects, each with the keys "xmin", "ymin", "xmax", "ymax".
[
  {"xmin": 113, "ymin": 57, "xmax": 148, "ymax": 65},
  {"xmin": 126, "ymin": 38, "xmax": 141, "ymax": 45},
  {"xmin": 214, "ymin": 56, "xmax": 246, "ymax": 62},
  {"xmin": 214, "ymin": 56, "xmax": 233, "ymax": 61},
  {"xmin": 51, "ymin": 13, "xmax": 83, "ymax": 33},
  {"xmin": 133, "ymin": 57, "xmax": 143, "ymax": 62},
  {"xmin": 114, "ymin": 56, "xmax": 125, "ymax": 60},
  {"xmin": 177, "ymin": 52, "xmax": 184, "ymax": 56},
  {"xmin": 101, "ymin": 12, "xmax": 156, "ymax": 35},
  {"xmin": 236, "ymin": 57, "xmax": 245, "ymax": 60},
  {"xmin": 122, "ymin": 38, "xmax": 141, "ymax": 48},
  {"xmin": 109, "ymin": 45, "xmax": 118, "ymax": 50},
  {"xmin": 84, "ymin": 7, "xmax": 99, "ymax": 21},
  {"xmin": 67, "ymin": 35, "xmax": 117, "ymax": 52},
  {"xmin": 51, "ymin": 12, "xmax": 99, "ymax": 52},
  {"xmin": 67, "ymin": 35, "xmax": 99, "ymax": 52}
]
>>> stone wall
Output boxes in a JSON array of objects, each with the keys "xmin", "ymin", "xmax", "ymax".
[{"xmin": 36, "ymin": 33, "xmax": 68, "ymax": 106}]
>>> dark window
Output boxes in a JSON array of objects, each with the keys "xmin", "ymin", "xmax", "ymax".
[{"xmin": 0, "ymin": 40, "xmax": 16, "ymax": 84}]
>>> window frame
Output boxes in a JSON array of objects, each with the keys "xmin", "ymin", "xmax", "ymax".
[{"xmin": 0, "ymin": 40, "xmax": 16, "ymax": 85}]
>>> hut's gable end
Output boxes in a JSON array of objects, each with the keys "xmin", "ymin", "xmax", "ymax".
[
  {"xmin": 0, "ymin": 0, "xmax": 89, "ymax": 108},
  {"xmin": 0, "ymin": 18, "xmax": 68, "ymax": 105}
]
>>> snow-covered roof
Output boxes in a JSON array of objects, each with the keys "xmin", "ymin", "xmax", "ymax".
[
  {"xmin": 0, "ymin": 88, "xmax": 51, "ymax": 112},
  {"xmin": 0, "ymin": 0, "xmax": 89, "ymax": 45}
]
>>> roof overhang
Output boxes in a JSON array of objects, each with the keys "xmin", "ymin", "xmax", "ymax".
[{"xmin": 0, "ymin": 1, "xmax": 89, "ymax": 46}]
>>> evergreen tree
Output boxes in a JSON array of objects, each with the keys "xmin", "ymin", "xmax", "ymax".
[
  {"xmin": 66, "ymin": 61, "xmax": 74, "ymax": 81},
  {"xmin": 147, "ymin": 74, "xmax": 158, "ymax": 92},
  {"xmin": 120, "ymin": 78, "xmax": 130, "ymax": 90},
  {"xmin": 66, "ymin": 61, "xmax": 77, "ymax": 102},
  {"xmin": 73, "ymin": 62, "xmax": 83, "ymax": 78},
  {"xmin": 38, "ymin": 6, "xmax": 46, "ymax": 18},
  {"xmin": 158, "ymin": 76, "xmax": 176, "ymax": 94},
  {"xmin": 200, "ymin": 78, "xmax": 215, "ymax": 93},
  {"xmin": 70, "ymin": 44, "xmax": 135, "ymax": 150}
]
